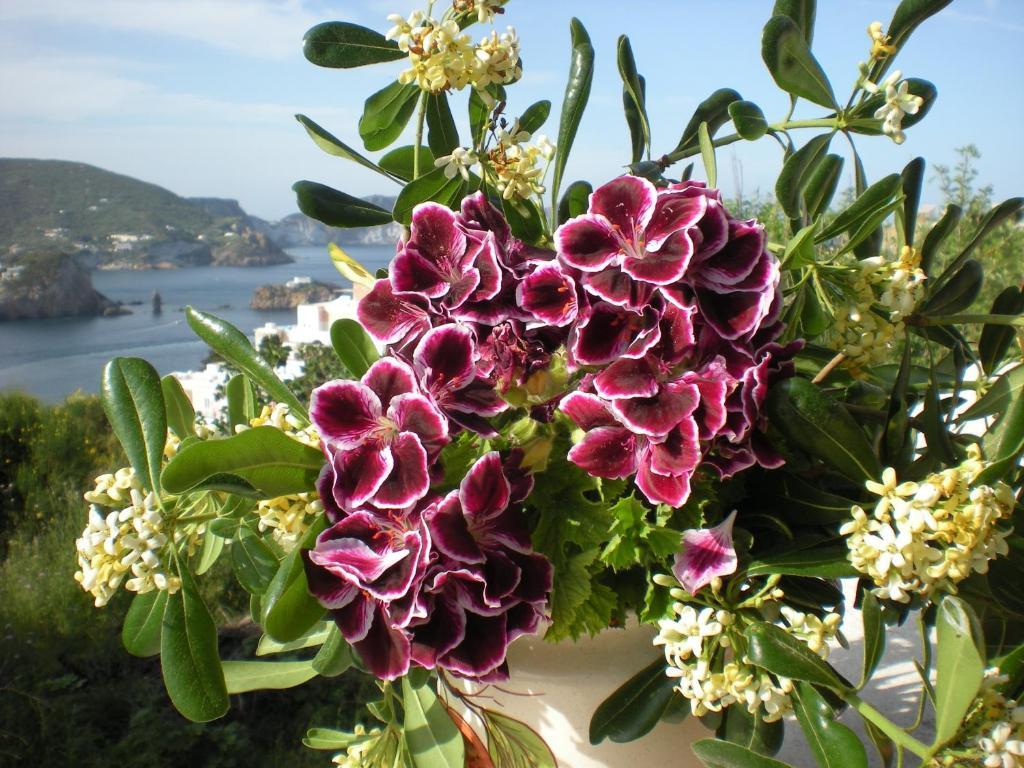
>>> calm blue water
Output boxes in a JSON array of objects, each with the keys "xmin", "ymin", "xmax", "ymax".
[{"xmin": 0, "ymin": 245, "xmax": 394, "ymax": 402}]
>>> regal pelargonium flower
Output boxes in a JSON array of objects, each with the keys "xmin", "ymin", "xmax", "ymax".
[
  {"xmin": 356, "ymin": 278, "xmax": 433, "ymax": 349},
  {"xmin": 673, "ymin": 511, "xmax": 739, "ymax": 594},
  {"xmin": 311, "ymin": 357, "xmax": 448, "ymax": 511}
]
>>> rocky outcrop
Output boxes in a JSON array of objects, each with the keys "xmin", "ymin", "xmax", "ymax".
[
  {"xmin": 250, "ymin": 280, "xmax": 341, "ymax": 310},
  {"xmin": 188, "ymin": 197, "xmax": 248, "ymax": 219},
  {"xmin": 0, "ymin": 253, "xmax": 126, "ymax": 320},
  {"xmin": 211, "ymin": 229, "xmax": 293, "ymax": 267}
]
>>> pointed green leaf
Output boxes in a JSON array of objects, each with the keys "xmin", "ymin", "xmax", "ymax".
[
  {"xmin": 716, "ymin": 705, "xmax": 783, "ymax": 757},
  {"xmin": 920, "ymin": 203, "xmax": 962, "ymax": 275},
  {"xmin": 402, "ymin": 678, "xmax": 465, "ymax": 768},
  {"xmin": 871, "ymin": 0, "xmax": 954, "ymax": 83},
  {"xmin": 762, "ymin": 15, "xmax": 836, "ymax": 108},
  {"xmin": 551, "ymin": 18, "xmax": 595, "ymax": 207},
  {"xmin": 312, "ymin": 626, "xmax": 354, "ymax": 677},
  {"xmin": 519, "ymin": 99, "xmax": 552, "ymax": 135},
  {"xmin": 232, "ymin": 526, "xmax": 279, "ymax": 595},
  {"xmin": 256, "ymin": 622, "xmax": 331, "ymax": 657},
  {"xmin": 859, "ymin": 592, "xmax": 885, "ymax": 689},
  {"xmin": 772, "ymin": 0, "xmax": 817, "ymax": 44},
  {"xmin": 303, "ymin": 21, "xmax": 405, "ymax": 68},
  {"xmin": 123, "ymin": 589, "xmax": 168, "ymax": 658},
  {"xmin": 330, "ymin": 318, "xmax": 378, "ymax": 379},
  {"xmin": 303, "ymin": 727, "xmax": 364, "ymax": 751},
  {"xmin": 294, "ymin": 181, "xmax": 394, "ymax": 228},
  {"xmin": 426, "ymin": 93, "xmax": 459, "ymax": 157},
  {"xmin": 745, "ymin": 621, "xmax": 850, "ymax": 691},
  {"xmin": 262, "ymin": 516, "xmax": 328, "ymax": 643},
  {"xmin": 194, "ymin": 526, "xmax": 225, "ymax": 575},
  {"xmin": 931, "ymin": 197, "xmax": 1024, "ymax": 295},
  {"xmin": 186, "ymin": 307, "xmax": 306, "ymax": 417},
  {"xmin": 980, "ymin": 288, "xmax": 1024, "ymax": 376},
  {"xmin": 747, "ymin": 543, "xmax": 857, "ymax": 579},
  {"xmin": 504, "ymin": 196, "xmax": 546, "ymax": 245},
  {"xmin": 557, "ymin": 180, "xmax": 593, "ymax": 225},
  {"xmin": 815, "ymin": 173, "xmax": 901, "ymax": 242},
  {"xmin": 359, "ymin": 81, "xmax": 420, "ymax": 152},
  {"xmin": 791, "ymin": 681, "xmax": 868, "ymax": 768},
  {"xmin": 617, "ymin": 35, "xmax": 650, "ymax": 159},
  {"xmin": 776, "ymin": 133, "xmax": 832, "ymax": 218},
  {"xmin": 698, "ymin": 122, "xmax": 717, "ymax": 188},
  {"xmin": 161, "ymin": 375, "xmax": 196, "ymax": 439},
  {"xmin": 486, "ymin": 711, "xmax": 557, "ymax": 767},
  {"xmin": 226, "ymin": 373, "xmax": 257, "ymax": 431},
  {"xmin": 803, "ymin": 154, "xmax": 844, "ymax": 221},
  {"xmin": 900, "ymin": 156, "xmax": 926, "ymax": 246},
  {"xmin": 222, "ymin": 660, "xmax": 317, "ymax": 694},
  {"xmin": 589, "ymin": 657, "xmax": 679, "ymax": 745},
  {"xmin": 393, "ymin": 166, "xmax": 463, "ymax": 225},
  {"xmin": 729, "ymin": 100, "xmax": 769, "ymax": 141},
  {"xmin": 921, "ymin": 259, "xmax": 982, "ymax": 316},
  {"xmin": 102, "ymin": 357, "xmax": 167, "ymax": 496},
  {"xmin": 933, "ymin": 596, "xmax": 985, "ymax": 748},
  {"xmin": 979, "ymin": 389, "xmax": 1024, "ymax": 485},
  {"xmin": 674, "ymin": 88, "xmax": 742, "ymax": 155},
  {"xmin": 295, "ymin": 114, "xmax": 396, "ymax": 180}
]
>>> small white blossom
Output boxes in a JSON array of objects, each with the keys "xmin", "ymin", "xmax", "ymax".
[
  {"xmin": 980, "ymin": 722, "xmax": 1024, "ymax": 768},
  {"xmin": 434, "ymin": 146, "xmax": 478, "ymax": 181}
]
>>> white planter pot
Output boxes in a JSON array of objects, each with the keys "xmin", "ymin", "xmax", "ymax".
[{"xmin": 458, "ymin": 623, "xmax": 706, "ymax": 768}]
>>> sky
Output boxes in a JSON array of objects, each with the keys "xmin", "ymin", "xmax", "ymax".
[{"xmin": 1, "ymin": 0, "xmax": 1021, "ymax": 221}]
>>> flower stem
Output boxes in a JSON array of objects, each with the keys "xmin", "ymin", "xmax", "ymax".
[
  {"xmin": 846, "ymin": 693, "xmax": 931, "ymax": 759},
  {"xmin": 812, "ymin": 352, "xmax": 846, "ymax": 384},
  {"xmin": 413, "ymin": 91, "xmax": 428, "ymax": 179}
]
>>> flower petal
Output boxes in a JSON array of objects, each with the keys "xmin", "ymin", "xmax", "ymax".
[
  {"xmin": 555, "ymin": 213, "xmax": 620, "ymax": 272},
  {"xmin": 518, "ymin": 262, "xmax": 579, "ymax": 326},
  {"xmin": 558, "ymin": 391, "xmax": 616, "ymax": 430},
  {"xmin": 362, "ymin": 357, "xmax": 417, "ymax": 411},
  {"xmin": 410, "ymin": 201, "xmax": 469, "ymax": 273},
  {"xmin": 440, "ymin": 611, "xmax": 509, "ymax": 678},
  {"xmin": 635, "ymin": 461, "xmax": 693, "ymax": 507},
  {"xmin": 357, "ymin": 279, "xmax": 432, "ymax": 346},
  {"xmin": 696, "ymin": 286, "xmax": 773, "ymax": 340},
  {"xmin": 589, "ymin": 175, "xmax": 657, "ymax": 241},
  {"xmin": 409, "ymin": 594, "xmax": 467, "ymax": 667},
  {"xmin": 352, "ymin": 604, "xmax": 412, "ymax": 680},
  {"xmin": 391, "ymin": 246, "xmax": 448, "ymax": 299},
  {"xmin": 427, "ymin": 494, "xmax": 485, "ymax": 564},
  {"xmin": 413, "ymin": 323, "xmax": 476, "ymax": 395},
  {"xmin": 567, "ymin": 426, "xmax": 640, "ymax": 478},
  {"xmin": 302, "ymin": 549, "xmax": 358, "ymax": 610},
  {"xmin": 646, "ymin": 189, "xmax": 708, "ymax": 248},
  {"xmin": 330, "ymin": 442, "xmax": 393, "ymax": 510},
  {"xmin": 460, "ymin": 452, "xmax": 511, "ymax": 519},
  {"xmin": 621, "ymin": 229, "xmax": 693, "ymax": 286},
  {"xmin": 373, "ymin": 432, "xmax": 430, "ymax": 509},
  {"xmin": 582, "ymin": 267, "xmax": 656, "ymax": 309},
  {"xmin": 310, "ymin": 380, "xmax": 381, "ymax": 448},
  {"xmin": 389, "ymin": 393, "xmax": 449, "ymax": 457},
  {"xmin": 593, "ymin": 356, "xmax": 660, "ymax": 400},
  {"xmin": 648, "ymin": 417, "xmax": 701, "ymax": 476},
  {"xmin": 610, "ymin": 381, "xmax": 699, "ymax": 438},
  {"xmin": 672, "ymin": 511, "xmax": 739, "ymax": 594}
]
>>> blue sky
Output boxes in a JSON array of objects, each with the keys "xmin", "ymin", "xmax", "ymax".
[{"xmin": 1, "ymin": 0, "xmax": 1021, "ymax": 220}]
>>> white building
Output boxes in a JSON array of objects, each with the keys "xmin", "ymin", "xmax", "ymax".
[{"xmin": 169, "ymin": 363, "xmax": 230, "ymax": 422}]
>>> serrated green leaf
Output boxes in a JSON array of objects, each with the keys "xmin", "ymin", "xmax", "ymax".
[{"xmin": 102, "ymin": 357, "xmax": 167, "ymax": 496}]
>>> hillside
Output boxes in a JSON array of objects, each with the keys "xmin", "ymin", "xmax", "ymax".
[{"xmin": 0, "ymin": 251, "xmax": 123, "ymax": 321}]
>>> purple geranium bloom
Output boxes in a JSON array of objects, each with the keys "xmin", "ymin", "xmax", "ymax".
[
  {"xmin": 412, "ymin": 323, "xmax": 506, "ymax": 435},
  {"xmin": 311, "ymin": 357, "xmax": 448, "ymax": 512},
  {"xmin": 555, "ymin": 176, "xmax": 706, "ymax": 308},
  {"xmin": 356, "ymin": 278, "xmax": 433, "ymax": 349},
  {"xmin": 672, "ymin": 511, "xmax": 738, "ymax": 594},
  {"xmin": 413, "ymin": 452, "xmax": 552, "ymax": 680},
  {"xmin": 568, "ymin": 299, "xmax": 663, "ymax": 367},
  {"xmin": 476, "ymin": 321, "xmax": 560, "ymax": 393},
  {"xmin": 517, "ymin": 262, "xmax": 579, "ymax": 327},
  {"xmin": 303, "ymin": 510, "xmax": 432, "ymax": 680}
]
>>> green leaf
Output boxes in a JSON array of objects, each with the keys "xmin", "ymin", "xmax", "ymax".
[
  {"xmin": 692, "ymin": 739, "xmax": 792, "ymax": 768},
  {"xmin": 775, "ymin": 133, "xmax": 832, "ymax": 219},
  {"xmin": 589, "ymin": 657, "xmax": 678, "ymax": 745},
  {"xmin": 303, "ymin": 728, "xmax": 364, "ymax": 751},
  {"xmin": 330, "ymin": 318, "xmax": 378, "ymax": 379},
  {"xmin": 859, "ymin": 592, "xmax": 885, "ymax": 689},
  {"xmin": 698, "ymin": 122, "xmax": 717, "ymax": 188},
  {"xmin": 519, "ymin": 100, "xmax": 552, "ymax": 135},
  {"xmin": 468, "ymin": 87, "xmax": 492, "ymax": 144},
  {"xmin": 256, "ymin": 622, "xmax": 332, "ymax": 656},
  {"xmin": 194, "ymin": 526, "xmax": 225, "ymax": 575},
  {"xmin": 919, "ymin": 204, "xmax": 962, "ymax": 275},
  {"xmin": 161, "ymin": 375, "xmax": 196, "ymax": 439},
  {"xmin": 232, "ymin": 526, "xmax": 279, "ymax": 595},
  {"xmin": 803, "ymin": 154, "xmax": 844, "ymax": 221},
  {"xmin": 225, "ymin": 374, "xmax": 256, "ymax": 433},
  {"xmin": 485, "ymin": 711, "xmax": 557, "ymax": 768},
  {"xmin": 989, "ymin": 550, "xmax": 1024, "ymax": 618},
  {"xmin": 716, "ymin": 705, "xmax": 783, "ymax": 757},
  {"xmin": 772, "ymin": 474, "xmax": 859, "ymax": 525},
  {"xmin": 782, "ymin": 223, "xmax": 818, "ymax": 269},
  {"xmin": 378, "ymin": 145, "xmax": 436, "ymax": 184},
  {"xmin": 931, "ymin": 197, "xmax": 1024, "ymax": 295},
  {"xmin": 761, "ymin": 15, "xmax": 836, "ymax": 108},
  {"xmin": 186, "ymin": 307, "xmax": 306, "ymax": 418},
  {"xmin": 557, "ymin": 180, "xmax": 592, "ymax": 225},
  {"xmin": 816, "ymin": 173, "xmax": 902, "ymax": 242},
  {"xmin": 402, "ymin": 678, "xmax": 465, "ymax": 768},
  {"xmin": 747, "ymin": 543, "xmax": 857, "ymax": 579},
  {"xmin": 874, "ymin": 0, "xmax": 954, "ymax": 82},
  {"xmin": 161, "ymin": 566, "xmax": 229, "ymax": 722},
  {"xmin": 551, "ymin": 18, "xmax": 595, "ymax": 208},
  {"xmin": 222, "ymin": 660, "xmax": 317, "ymax": 694},
  {"xmin": 392, "ymin": 166, "xmax": 464, "ymax": 226},
  {"xmin": 772, "ymin": 0, "xmax": 817, "ymax": 44},
  {"xmin": 328, "ymin": 242, "xmax": 377, "ymax": 289},
  {"xmin": 295, "ymin": 114, "xmax": 395, "ymax": 181},
  {"xmin": 899, "ymin": 156, "xmax": 926, "ymax": 246},
  {"xmin": 303, "ymin": 21, "xmax": 404, "ymax": 68},
  {"xmin": 617, "ymin": 35, "xmax": 650, "ymax": 159},
  {"xmin": 745, "ymin": 621, "xmax": 849, "ymax": 691},
  {"xmin": 837, "ymin": 196, "xmax": 903, "ymax": 257},
  {"xmin": 673, "ymin": 88, "xmax": 742, "ymax": 155},
  {"xmin": 766, "ymin": 378, "xmax": 881, "ymax": 483},
  {"xmin": 262, "ymin": 516, "xmax": 328, "ymax": 643},
  {"xmin": 979, "ymin": 389, "xmax": 1024, "ymax": 485},
  {"xmin": 426, "ymin": 93, "xmax": 459, "ymax": 157},
  {"xmin": 358, "ymin": 81, "xmax": 420, "ymax": 152},
  {"xmin": 312, "ymin": 626, "xmax": 354, "ymax": 677},
  {"xmin": 161, "ymin": 426, "xmax": 323, "ymax": 498},
  {"xmin": 504, "ymin": 197, "xmax": 546, "ymax": 245},
  {"xmin": 729, "ymin": 100, "xmax": 768, "ymax": 141},
  {"xmin": 933, "ymin": 596, "xmax": 985, "ymax": 748},
  {"xmin": 920, "ymin": 259, "xmax": 982, "ymax": 316},
  {"xmin": 122, "ymin": 590, "xmax": 168, "ymax": 658},
  {"xmin": 102, "ymin": 357, "xmax": 167, "ymax": 496},
  {"xmin": 980, "ymin": 288, "xmax": 1024, "ymax": 376},
  {"xmin": 621, "ymin": 81, "xmax": 646, "ymax": 165},
  {"xmin": 960, "ymin": 365, "xmax": 1024, "ymax": 423},
  {"xmin": 294, "ymin": 181, "xmax": 394, "ymax": 229},
  {"xmin": 791, "ymin": 681, "xmax": 868, "ymax": 768}
]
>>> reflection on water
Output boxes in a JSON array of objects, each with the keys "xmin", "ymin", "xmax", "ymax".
[{"xmin": 0, "ymin": 245, "xmax": 392, "ymax": 402}]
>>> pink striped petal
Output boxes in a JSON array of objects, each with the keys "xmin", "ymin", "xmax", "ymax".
[
  {"xmin": 589, "ymin": 175, "xmax": 657, "ymax": 242},
  {"xmin": 559, "ymin": 391, "xmax": 616, "ymax": 430},
  {"xmin": 593, "ymin": 356, "xmax": 660, "ymax": 400},
  {"xmin": 331, "ymin": 442, "xmax": 393, "ymax": 510},
  {"xmin": 646, "ymin": 190, "xmax": 708, "ymax": 248},
  {"xmin": 362, "ymin": 357, "xmax": 416, "ymax": 411},
  {"xmin": 389, "ymin": 393, "xmax": 448, "ymax": 457},
  {"xmin": 672, "ymin": 511, "xmax": 738, "ymax": 594},
  {"xmin": 373, "ymin": 433, "xmax": 430, "ymax": 509},
  {"xmin": 459, "ymin": 452, "xmax": 510, "ymax": 519},
  {"xmin": 555, "ymin": 213, "xmax": 620, "ymax": 272},
  {"xmin": 310, "ymin": 380, "xmax": 381, "ymax": 449},
  {"xmin": 621, "ymin": 229, "xmax": 694, "ymax": 286},
  {"xmin": 567, "ymin": 426, "xmax": 640, "ymax": 478},
  {"xmin": 635, "ymin": 461, "xmax": 693, "ymax": 508},
  {"xmin": 357, "ymin": 279, "xmax": 432, "ymax": 346},
  {"xmin": 518, "ymin": 262, "xmax": 579, "ymax": 326}
]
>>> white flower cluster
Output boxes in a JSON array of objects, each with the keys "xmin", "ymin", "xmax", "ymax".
[
  {"xmin": 488, "ymin": 121, "xmax": 555, "ymax": 200},
  {"xmin": 833, "ymin": 245, "xmax": 926, "ymax": 376},
  {"xmin": 841, "ymin": 447, "xmax": 1015, "ymax": 603},
  {"xmin": 241, "ymin": 402, "xmax": 320, "ymax": 448},
  {"xmin": 75, "ymin": 468, "xmax": 179, "ymax": 607},
  {"xmin": 933, "ymin": 668, "xmax": 1024, "ymax": 768},
  {"xmin": 860, "ymin": 68, "xmax": 923, "ymax": 145},
  {"xmin": 866, "ymin": 21, "xmax": 897, "ymax": 59},
  {"xmin": 653, "ymin": 585, "xmax": 841, "ymax": 721},
  {"xmin": 388, "ymin": 7, "xmax": 520, "ymax": 94},
  {"xmin": 331, "ymin": 725, "xmax": 386, "ymax": 767}
]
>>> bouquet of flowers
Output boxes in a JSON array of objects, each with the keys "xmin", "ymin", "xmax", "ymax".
[{"xmin": 74, "ymin": 0, "xmax": 1024, "ymax": 766}]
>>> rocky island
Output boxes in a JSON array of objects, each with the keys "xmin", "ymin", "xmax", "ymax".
[
  {"xmin": 0, "ymin": 252, "xmax": 126, "ymax": 321},
  {"xmin": 250, "ymin": 278, "xmax": 341, "ymax": 310}
]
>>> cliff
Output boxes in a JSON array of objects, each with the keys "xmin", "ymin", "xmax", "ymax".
[
  {"xmin": 250, "ymin": 280, "xmax": 341, "ymax": 310},
  {"xmin": 211, "ymin": 228, "xmax": 291, "ymax": 267},
  {"xmin": 0, "ymin": 252, "xmax": 125, "ymax": 321}
]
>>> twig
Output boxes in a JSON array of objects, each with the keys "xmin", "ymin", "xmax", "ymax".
[{"xmin": 812, "ymin": 352, "xmax": 846, "ymax": 384}]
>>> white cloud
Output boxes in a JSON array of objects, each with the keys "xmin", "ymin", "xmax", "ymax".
[{"xmin": 0, "ymin": 0, "xmax": 355, "ymax": 60}]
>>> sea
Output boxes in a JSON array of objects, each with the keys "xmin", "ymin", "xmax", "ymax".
[{"xmin": 0, "ymin": 245, "xmax": 394, "ymax": 403}]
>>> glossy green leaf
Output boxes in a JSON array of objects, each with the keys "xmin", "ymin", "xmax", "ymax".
[
  {"xmin": 557, "ymin": 180, "xmax": 592, "ymax": 225},
  {"xmin": 194, "ymin": 526, "xmax": 225, "ymax": 575},
  {"xmin": 519, "ymin": 100, "xmax": 552, "ymax": 135},
  {"xmin": 551, "ymin": 18, "xmax": 595, "ymax": 207},
  {"xmin": 919, "ymin": 204, "xmax": 962, "ymax": 275},
  {"xmin": 161, "ymin": 566, "xmax": 229, "ymax": 722},
  {"xmin": 776, "ymin": 133, "xmax": 832, "ymax": 219},
  {"xmin": 589, "ymin": 657, "xmax": 679, "ymax": 745},
  {"xmin": 698, "ymin": 122, "xmax": 717, "ymax": 188},
  {"xmin": 402, "ymin": 677, "xmax": 465, "ymax": 768},
  {"xmin": 791, "ymin": 681, "xmax": 868, "ymax": 768},
  {"xmin": 836, "ymin": 196, "xmax": 903, "ymax": 258},
  {"xmin": 782, "ymin": 223, "xmax": 817, "ymax": 269},
  {"xmin": 931, "ymin": 197, "xmax": 1024, "ymax": 295},
  {"xmin": 729, "ymin": 100, "xmax": 768, "ymax": 141},
  {"xmin": 161, "ymin": 426, "xmax": 323, "ymax": 498},
  {"xmin": 980, "ymin": 288, "xmax": 1024, "ymax": 375},
  {"xmin": 772, "ymin": 0, "xmax": 816, "ymax": 44},
  {"xmin": 426, "ymin": 93, "xmax": 459, "ymax": 157},
  {"xmin": 379, "ymin": 145, "xmax": 436, "ymax": 183},
  {"xmin": 295, "ymin": 114, "xmax": 395, "ymax": 180},
  {"xmin": 900, "ymin": 156, "xmax": 926, "ymax": 246},
  {"xmin": 979, "ymin": 390, "xmax": 1024, "ymax": 485},
  {"xmin": 716, "ymin": 705, "xmax": 783, "ymax": 757},
  {"xmin": 747, "ymin": 543, "xmax": 857, "ymax": 579},
  {"xmin": 226, "ymin": 373, "xmax": 256, "ymax": 431},
  {"xmin": 222, "ymin": 660, "xmax": 317, "ymax": 694},
  {"xmin": 816, "ymin": 173, "xmax": 901, "ymax": 242},
  {"xmin": 122, "ymin": 589, "xmax": 168, "ymax": 658},
  {"xmin": 102, "ymin": 357, "xmax": 167, "ymax": 496},
  {"xmin": 186, "ymin": 307, "xmax": 305, "ymax": 417},
  {"xmin": 803, "ymin": 153, "xmax": 844, "ymax": 221},
  {"xmin": 393, "ymin": 166, "xmax": 463, "ymax": 225},
  {"xmin": 358, "ymin": 81, "xmax": 420, "ymax": 152},
  {"xmin": 745, "ymin": 621, "xmax": 849, "ymax": 691},
  {"xmin": 232, "ymin": 526, "xmax": 279, "ymax": 595},
  {"xmin": 859, "ymin": 592, "xmax": 885, "ymax": 689},
  {"xmin": 873, "ymin": 0, "xmax": 954, "ymax": 82},
  {"xmin": 504, "ymin": 196, "xmax": 546, "ymax": 245},
  {"xmin": 262, "ymin": 516, "xmax": 328, "ymax": 643},
  {"xmin": 256, "ymin": 622, "xmax": 331, "ymax": 657},
  {"xmin": 772, "ymin": 474, "xmax": 858, "ymax": 524},
  {"xmin": 933, "ymin": 596, "xmax": 985, "ymax": 748},
  {"xmin": 692, "ymin": 739, "xmax": 791, "ymax": 768},
  {"xmin": 921, "ymin": 259, "xmax": 982, "ymax": 316},
  {"xmin": 161, "ymin": 375, "xmax": 196, "ymax": 439},
  {"xmin": 312, "ymin": 626, "xmax": 354, "ymax": 677},
  {"xmin": 303, "ymin": 728, "xmax": 364, "ymax": 751},
  {"xmin": 766, "ymin": 378, "xmax": 881, "ymax": 482},
  {"xmin": 302, "ymin": 21, "xmax": 404, "ymax": 68},
  {"xmin": 921, "ymin": 380, "xmax": 957, "ymax": 465},
  {"xmin": 617, "ymin": 35, "xmax": 649, "ymax": 159},
  {"xmin": 762, "ymin": 15, "xmax": 836, "ymax": 108},
  {"xmin": 294, "ymin": 181, "xmax": 394, "ymax": 229},
  {"xmin": 673, "ymin": 88, "xmax": 742, "ymax": 155},
  {"xmin": 330, "ymin": 318, "xmax": 378, "ymax": 379}
]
